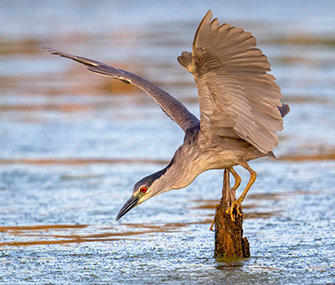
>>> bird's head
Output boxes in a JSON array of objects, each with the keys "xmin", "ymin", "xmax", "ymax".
[{"xmin": 116, "ymin": 168, "xmax": 170, "ymax": 221}]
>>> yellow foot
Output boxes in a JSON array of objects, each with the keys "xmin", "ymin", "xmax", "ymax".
[{"xmin": 226, "ymin": 200, "xmax": 243, "ymax": 221}]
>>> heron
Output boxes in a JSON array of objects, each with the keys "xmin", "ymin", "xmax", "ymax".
[{"xmin": 49, "ymin": 10, "xmax": 289, "ymax": 222}]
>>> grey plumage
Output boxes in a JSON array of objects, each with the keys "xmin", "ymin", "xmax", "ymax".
[
  {"xmin": 187, "ymin": 10, "xmax": 284, "ymax": 153},
  {"xmin": 48, "ymin": 10, "xmax": 289, "ymax": 221},
  {"xmin": 48, "ymin": 49, "xmax": 199, "ymax": 132}
]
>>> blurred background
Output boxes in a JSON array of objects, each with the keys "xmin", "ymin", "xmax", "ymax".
[{"xmin": 0, "ymin": 1, "xmax": 335, "ymax": 284}]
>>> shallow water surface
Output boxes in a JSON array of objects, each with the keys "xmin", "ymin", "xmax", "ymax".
[{"xmin": 1, "ymin": 1, "xmax": 335, "ymax": 284}]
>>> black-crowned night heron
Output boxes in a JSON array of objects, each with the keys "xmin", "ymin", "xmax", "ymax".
[{"xmin": 49, "ymin": 10, "xmax": 289, "ymax": 222}]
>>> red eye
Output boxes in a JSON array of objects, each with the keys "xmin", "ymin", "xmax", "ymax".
[{"xmin": 140, "ymin": 186, "xmax": 148, "ymax": 193}]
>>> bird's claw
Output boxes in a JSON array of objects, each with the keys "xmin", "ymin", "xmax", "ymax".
[
  {"xmin": 210, "ymin": 199, "xmax": 243, "ymax": 230},
  {"xmin": 226, "ymin": 200, "xmax": 243, "ymax": 221}
]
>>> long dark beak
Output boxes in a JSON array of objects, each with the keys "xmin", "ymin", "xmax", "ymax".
[{"xmin": 116, "ymin": 196, "xmax": 139, "ymax": 221}]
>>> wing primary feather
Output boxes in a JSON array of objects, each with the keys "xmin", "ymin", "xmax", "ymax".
[
  {"xmin": 192, "ymin": 11, "xmax": 289, "ymax": 153},
  {"xmin": 48, "ymin": 48, "xmax": 199, "ymax": 132}
]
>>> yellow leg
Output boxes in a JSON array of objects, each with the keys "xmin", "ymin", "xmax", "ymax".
[
  {"xmin": 226, "ymin": 162, "xmax": 257, "ymax": 221},
  {"xmin": 229, "ymin": 167, "xmax": 241, "ymax": 193},
  {"xmin": 237, "ymin": 162, "xmax": 256, "ymax": 204}
]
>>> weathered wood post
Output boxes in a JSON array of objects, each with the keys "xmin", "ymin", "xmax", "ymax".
[{"xmin": 214, "ymin": 169, "xmax": 250, "ymax": 260}]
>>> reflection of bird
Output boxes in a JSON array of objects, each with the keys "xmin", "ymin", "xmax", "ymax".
[{"xmin": 49, "ymin": 10, "xmax": 289, "ymax": 221}]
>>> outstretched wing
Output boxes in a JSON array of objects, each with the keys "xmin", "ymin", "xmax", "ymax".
[
  {"xmin": 48, "ymin": 49, "xmax": 199, "ymax": 132},
  {"xmin": 191, "ymin": 10, "xmax": 287, "ymax": 153}
]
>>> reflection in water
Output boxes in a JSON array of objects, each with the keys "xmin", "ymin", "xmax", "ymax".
[
  {"xmin": 0, "ymin": 224, "xmax": 87, "ymax": 231},
  {"xmin": 1, "ymin": 151, "xmax": 335, "ymax": 167},
  {"xmin": 0, "ymin": 158, "xmax": 168, "ymax": 165},
  {"xmin": 279, "ymin": 152, "xmax": 335, "ymax": 161},
  {"xmin": 0, "ymin": 190, "xmax": 311, "ymax": 248},
  {"xmin": 0, "ymin": 220, "xmax": 213, "ymax": 247},
  {"xmin": 0, "ymin": 61, "xmax": 138, "ymax": 98},
  {"xmin": 0, "ymin": 38, "xmax": 42, "ymax": 56},
  {"xmin": 192, "ymin": 190, "xmax": 319, "ymax": 222},
  {"xmin": 265, "ymin": 35, "xmax": 335, "ymax": 46},
  {"xmin": 0, "ymin": 102, "xmax": 112, "ymax": 112}
]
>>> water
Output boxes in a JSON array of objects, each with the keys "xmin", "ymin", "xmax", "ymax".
[{"xmin": 1, "ymin": 1, "xmax": 335, "ymax": 284}]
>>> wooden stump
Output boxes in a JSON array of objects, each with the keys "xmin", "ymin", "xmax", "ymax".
[{"xmin": 214, "ymin": 169, "xmax": 250, "ymax": 260}]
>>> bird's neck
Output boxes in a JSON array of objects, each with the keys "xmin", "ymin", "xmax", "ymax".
[{"xmin": 167, "ymin": 144, "xmax": 202, "ymax": 190}]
